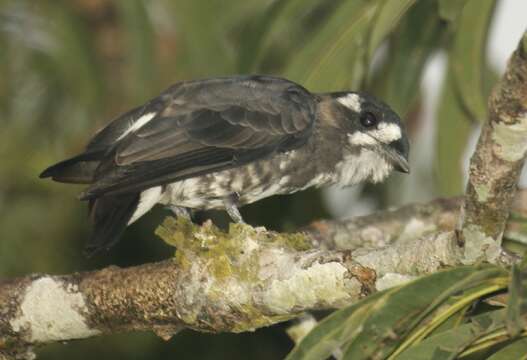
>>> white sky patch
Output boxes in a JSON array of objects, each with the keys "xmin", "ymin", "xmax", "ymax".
[
  {"xmin": 10, "ymin": 277, "xmax": 100, "ymax": 343},
  {"xmin": 128, "ymin": 186, "xmax": 163, "ymax": 224},
  {"xmin": 348, "ymin": 122, "xmax": 402, "ymax": 146},
  {"xmin": 117, "ymin": 112, "xmax": 156, "ymax": 140},
  {"xmin": 337, "ymin": 93, "xmax": 362, "ymax": 112}
]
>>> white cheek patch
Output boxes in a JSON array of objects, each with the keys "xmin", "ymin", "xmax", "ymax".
[
  {"xmin": 337, "ymin": 93, "xmax": 361, "ymax": 112},
  {"xmin": 348, "ymin": 122, "xmax": 402, "ymax": 146},
  {"xmin": 348, "ymin": 132, "xmax": 376, "ymax": 146},
  {"xmin": 117, "ymin": 112, "xmax": 157, "ymax": 140}
]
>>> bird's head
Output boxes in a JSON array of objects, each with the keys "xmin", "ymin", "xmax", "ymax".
[{"xmin": 320, "ymin": 91, "xmax": 410, "ymax": 175}]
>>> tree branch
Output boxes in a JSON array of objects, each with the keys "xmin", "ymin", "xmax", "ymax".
[
  {"xmin": 3, "ymin": 191, "xmax": 527, "ymax": 358},
  {"xmin": 0, "ymin": 219, "xmax": 376, "ymax": 359},
  {"xmin": 460, "ymin": 30, "xmax": 527, "ymax": 263}
]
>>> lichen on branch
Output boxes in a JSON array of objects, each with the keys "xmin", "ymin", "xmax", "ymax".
[{"xmin": 460, "ymin": 30, "xmax": 527, "ymax": 263}]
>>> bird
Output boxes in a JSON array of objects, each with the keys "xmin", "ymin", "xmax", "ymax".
[{"xmin": 40, "ymin": 75, "xmax": 410, "ymax": 256}]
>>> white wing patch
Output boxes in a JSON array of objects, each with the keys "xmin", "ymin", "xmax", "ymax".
[
  {"xmin": 128, "ymin": 186, "xmax": 163, "ymax": 225},
  {"xmin": 337, "ymin": 93, "xmax": 361, "ymax": 112},
  {"xmin": 117, "ymin": 112, "xmax": 156, "ymax": 140},
  {"xmin": 348, "ymin": 123, "xmax": 402, "ymax": 146}
]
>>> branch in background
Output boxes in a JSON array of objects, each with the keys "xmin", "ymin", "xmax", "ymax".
[
  {"xmin": 460, "ymin": 30, "xmax": 527, "ymax": 263},
  {"xmin": 306, "ymin": 191, "xmax": 527, "ymax": 251},
  {"xmin": 305, "ymin": 197, "xmax": 461, "ymax": 250}
]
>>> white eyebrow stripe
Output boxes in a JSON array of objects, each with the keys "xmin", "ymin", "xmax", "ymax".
[
  {"xmin": 348, "ymin": 123, "xmax": 402, "ymax": 146},
  {"xmin": 337, "ymin": 93, "xmax": 361, "ymax": 112},
  {"xmin": 117, "ymin": 112, "xmax": 157, "ymax": 140}
]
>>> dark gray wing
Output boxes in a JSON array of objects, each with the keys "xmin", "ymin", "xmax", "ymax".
[{"xmin": 81, "ymin": 75, "xmax": 316, "ymax": 199}]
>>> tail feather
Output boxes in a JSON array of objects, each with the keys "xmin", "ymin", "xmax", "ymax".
[
  {"xmin": 84, "ymin": 193, "xmax": 140, "ymax": 257},
  {"xmin": 40, "ymin": 151, "xmax": 103, "ymax": 184}
]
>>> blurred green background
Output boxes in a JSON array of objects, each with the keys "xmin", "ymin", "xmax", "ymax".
[{"xmin": 0, "ymin": 0, "xmax": 517, "ymax": 358}]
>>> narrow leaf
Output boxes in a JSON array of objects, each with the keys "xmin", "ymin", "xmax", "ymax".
[
  {"xmin": 284, "ymin": 0, "xmax": 377, "ymax": 92},
  {"xmin": 341, "ymin": 266, "xmax": 505, "ymax": 359},
  {"xmin": 237, "ymin": 0, "xmax": 293, "ymax": 73},
  {"xmin": 451, "ymin": 0, "xmax": 496, "ymax": 121},
  {"xmin": 285, "ymin": 289, "xmax": 392, "ymax": 360},
  {"xmin": 250, "ymin": 0, "xmax": 332, "ymax": 73},
  {"xmin": 367, "ymin": 0, "xmax": 417, "ymax": 61},
  {"xmin": 438, "ymin": 0, "xmax": 470, "ymax": 22},
  {"xmin": 436, "ymin": 66, "xmax": 473, "ymax": 196},
  {"xmin": 486, "ymin": 338, "xmax": 527, "ymax": 360},
  {"xmin": 506, "ymin": 264, "xmax": 527, "ymax": 337},
  {"xmin": 397, "ymin": 309, "xmax": 508, "ymax": 359},
  {"xmin": 369, "ymin": 0, "xmax": 443, "ymax": 116}
]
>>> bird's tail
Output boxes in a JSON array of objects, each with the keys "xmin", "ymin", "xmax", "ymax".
[
  {"xmin": 39, "ymin": 151, "xmax": 103, "ymax": 184},
  {"xmin": 84, "ymin": 193, "xmax": 140, "ymax": 257}
]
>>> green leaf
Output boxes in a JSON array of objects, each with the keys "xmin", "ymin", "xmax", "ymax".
[
  {"xmin": 246, "ymin": 0, "xmax": 327, "ymax": 73},
  {"xmin": 284, "ymin": 0, "xmax": 378, "ymax": 92},
  {"xmin": 486, "ymin": 338, "xmax": 527, "ymax": 360},
  {"xmin": 451, "ymin": 0, "xmax": 496, "ymax": 121},
  {"xmin": 507, "ymin": 265, "xmax": 527, "ymax": 337},
  {"xmin": 367, "ymin": 0, "xmax": 418, "ymax": 61},
  {"xmin": 285, "ymin": 289, "xmax": 392, "ymax": 360},
  {"xmin": 341, "ymin": 266, "xmax": 505, "ymax": 359},
  {"xmin": 438, "ymin": 0, "xmax": 470, "ymax": 22},
  {"xmin": 436, "ymin": 66, "xmax": 473, "ymax": 196},
  {"xmin": 392, "ymin": 280, "xmax": 508, "ymax": 357},
  {"xmin": 369, "ymin": 0, "xmax": 443, "ymax": 116},
  {"xmin": 397, "ymin": 309, "xmax": 508, "ymax": 359},
  {"xmin": 237, "ymin": 0, "xmax": 296, "ymax": 73}
]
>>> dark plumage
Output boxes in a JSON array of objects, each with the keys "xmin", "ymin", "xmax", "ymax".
[{"xmin": 41, "ymin": 75, "xmax": 410, "ymax": 256}]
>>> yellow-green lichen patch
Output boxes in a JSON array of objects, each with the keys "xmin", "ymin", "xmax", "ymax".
[
  {"xmin": 492, "ymin": 116, "xmax": 527, "ymax": 162},
  {"xmin": 462, "ymin": 225, "xmax": 501, "ymax": 264},
  {"xmin": 229, "ymin": 303, "xmax": 294, "ymax": 332},
  {"xmin": 474, "ymin": 183, "xmax": 491, "ymax": 202},
  {"xmin": 155, "ymin": 216, "xmax": 199, "ymax": 248},
  {"xmin": 155, "ymin": 217, "xmax": 312, "ymax": 282},
  {"xmin": 273, "ymin": 232, "xmax": 312, "ymax": 251}
]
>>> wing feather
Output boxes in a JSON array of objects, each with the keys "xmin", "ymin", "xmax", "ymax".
[{"xmin": 82, "ymin": 75, "xmax": 316, "ymax": 199}]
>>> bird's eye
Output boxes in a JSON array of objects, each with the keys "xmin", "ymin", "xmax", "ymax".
[{"xmin": 360, "ymin": 111, "xmax": 378, "ymax": 128}]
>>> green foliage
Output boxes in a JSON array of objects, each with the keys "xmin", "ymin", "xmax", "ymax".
[
  {"xmin": 436, "ymin": 68, "xmax": 473, "ymax": 196},
  {"xmin": 287, "ymin": 264, "xmax": 527, "ymax": 359},
  {"xmin": 451, "ymin": 0, "xmax": 497, "ymax": 122},
  {"xmin": 369, "ymin": 0, "xmax": 443, "ymax": 116}
]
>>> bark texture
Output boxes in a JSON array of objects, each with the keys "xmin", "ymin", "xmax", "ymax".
[{"xmin": 460, "ymin": 32, "xmax": 527, "ymax": 262}]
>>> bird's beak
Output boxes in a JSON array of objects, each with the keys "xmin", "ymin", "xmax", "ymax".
[{"xmin": 382, "ymin": 139, "xmax": 410, "ymax": 174}]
